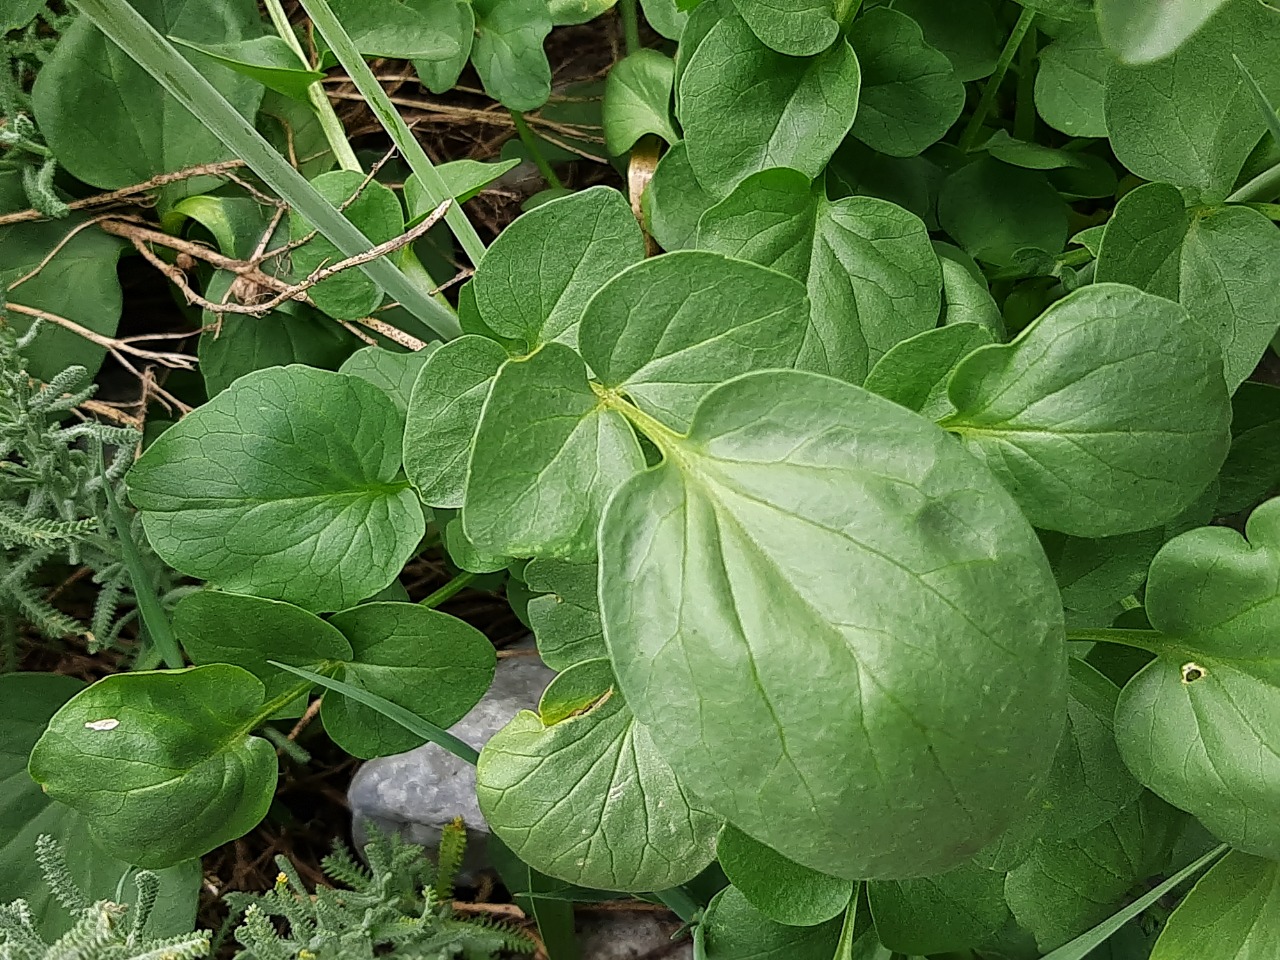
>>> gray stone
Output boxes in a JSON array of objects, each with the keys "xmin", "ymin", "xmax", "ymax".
[
  {"xmin": 576, "ymin": 912, "xmax": 692, "ymax": 960},
  {"xmin": 347, "ymin": 651, "xmax": 554, "ymax": 875}
]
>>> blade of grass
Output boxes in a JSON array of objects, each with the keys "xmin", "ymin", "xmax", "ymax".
[
  {"xmin": 297, "ymin": 0, "xmax": 488, "ymax": 268},
  {"xmin": 70, "ymin": 0, "xmax": 462, "ymax": 340},
  {"xmin": 1227, "ymin": 55, "xmax": 1280, "ymax": 204},
  {"xmin": 267, "ymin": 659, "xmax": 480, "ymax": 764},
  {"xmin": 1040, "ymin": 844, "xmax": 1229, "ymax": 960},
  {"xmin": 101, "ymin": 453, "xmax": 182, "ymax": 669}
]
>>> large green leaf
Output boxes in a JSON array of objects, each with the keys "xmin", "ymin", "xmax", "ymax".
[
  {"xmin": 477, "ymin": 659, "xmax": 718, "ymax": 891},
  {"xmin": 328, "ymin": 0, "xmax": 465, "ymax": 60},
  {"xmin": 403, "ymin": 335, "xmax": 508, "ymax": 508},
  {"xmin": 463, "ymin": 343, "xmax": 645, "ymax": 560},
  {"xmin": 1097, "ymin": 0, "xmax": 1232, "ymax": 65},
  {"xmin": 847, "ymin": 8, "xmax": 965, "ymax": 157},
  {"xmin": 578, "ymin": 251, "xmax": 812, "ymax": 430},
  {"xmin": 471, "ymin": 0, "xmax": 553, "ymax": 111},
  {"xmin": 701, "ymin": 886, "xmax": 844, "ymax": 959},
  {"xmin": 716, "ymin": 824, "xmax": 853, "ymax": 927},
  {"xmin": 938, "ymin": 158, "xmax": 1068, "ymax": 266},
  {"xmin": 1150, "ymin": 851, "xmax": 1280, "ymax": 959},
  {"xmin": 603, "ymin": 49, "xmax": 678, "ymax": 155},
  {"xmin": 338, "ymin": 345, "xmax": 435, "ymax": 413},
  {"xmin": 198, "ymin": 306, "xmax": 360, "ymax": 397},
  {"xmin": 891, "ymin": 0, "xmax": 1001, "ymax": 82},
  {"xmin": 601, "ymin": 370, "xmax": 1067, "ymax": 880},
  {"xmin": 678, "ymin": 14, "xmax": 860, "ymax": 195},
  {"xmin": 1, "ymin": 0, "xmax": 44, "ymax": 33},
  {"xmin": 128, "ymin": 365, "xmax": 425, "ymax": 612},
  {"xmin": 868, "ymin": 862, "xmax": 1009, "ymax": 955},
  {"xmin": 31, "ymin": 0, "xmax": 263, "ymax": 194},
  {"xmin": 322, "ymin": 602, "xmax": 496, "ymax": 758},
  {"xmin": 1218, "ymin": 383, "xmax": 1280, "ymax": 515},
  {"xmin": 729, "ymin": 0, "xmax": 838, "ymax": 57},
  {"xmin": 412, "ymin": 0, "xmax": 474, "ymax": 92},
  {"xmin": 696, "ymin": 168, "xmax": 941, "ymax": 384},
  {"xmin": 943, "ymin": 283, "xmax": 1231, "ymax": 537},
  {"xmin": 1114, "ymin": 497, "xmax": 1280, "ymax": 860},
  {"xmin": 27, "ymin": 665, "xmax": 279, "ymax": 868},
  {"xmin": 525, "ymin": 558, "xmax": 606, "ymax": 669},
  {"xmin": 1104, "ymin": 0, "xmax": 1280, "ymax": 202},
  {"xmin": 471, "ymin": 186, "xmax": 645, "ymax": 350},
  {"xmin": 642, "ymin": 141, "xmax": 717, "ymax": 252},
  {"xmin": 862, "ymin": 323, "xmax": 994, "ymax": 421},
  {"xmin": 1035, "ymin": 22, "xmax": 1110, "ymax": 138},
  {"xmin": 1096, "ymin": 182, "xmax": 1280, "ymax": 392},
  {"xmin": 0, "ymin": 674, "xmax": 199, "ymax": 941}
]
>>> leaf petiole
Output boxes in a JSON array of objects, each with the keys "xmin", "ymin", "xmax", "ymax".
[
  {"xmin": 959, "ymin": 7, "xmax": 1036, "ymax": 153},
  {"xmin": 511, "ymin": 110, "xmax": 564, "ymax": 190},
  {"xmin": 420, "ymin": 571, "xmax": 477, "ymax": 609},
  {"xmin": 1065, "ymin": 627, "xmax": 1163, "ymax": 653}
]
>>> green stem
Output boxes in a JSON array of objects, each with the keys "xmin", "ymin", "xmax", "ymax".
[
  {"xmin": 420, "ymin": 571, "xmax": 477, "ymax": 609},
  {"xmin": 262, "ymin": 0, "xmax": 360, "ymax": 172},
  {"xmin": 1229, "ymin": 161, "xmax": 1280, "ymax": 203},
  {"xmin": 832, "ymin": 893, "xmax": 860, "ymax": 960},
  {"xmin": 298, "ymin": 0, "xmax": 488, "ymax": 269},
  {"xmin": 1065, "ymin": 627, "xmax": 1162, "ymax": 653},
  {"xmin": 833, "ymin": 0, "xmax": 863, "ymax": 30},
  {"xmin": 654, "ymin": 887, "xmax": 701, "ymax": 923},
  {"xmin": 959, "ymin": 7, "xmax": 1036, "ymax": 153},
  {"xmin": 594, "ymin": 384, "xmax": 683, "ymax": 454},
  {"xmin": 1013, "ymin": 23, "xmax": 1038, "ymax": 143},
  {"xmin": 619, "ymin": 0, "xmax": 641, "ymax": 56},
  {"xmin": 511, "ymin": 110, "xmax": 563, "ymax": 189}
]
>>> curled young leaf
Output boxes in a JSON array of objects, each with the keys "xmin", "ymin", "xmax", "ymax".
[{"xmin": 716, "ymin": 824, "xmax": 853, "ymax": 927}]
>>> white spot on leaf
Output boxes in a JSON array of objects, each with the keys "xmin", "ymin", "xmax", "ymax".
[{"xmin": 84, "ymin": 718, "xmax": 120, "ymax": 731}]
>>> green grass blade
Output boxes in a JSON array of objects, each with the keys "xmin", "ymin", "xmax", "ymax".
[
  {"xmin": 101, "ymin": 456, "xmax": 183, "ymax": 669},
  {"xmin": 1234, "ymin": 55, "xmax": 1280, "ymax": 147},
  {"xmin": 267, "ymin": 659, "xmax": 481, "ymax": 764},
  {"xmin": 1040, "ymin": 844, "xmax": 1229, "ymax": 960},
  {"xmin": 296, "ymin": 0, "xmax": 488, "ymax": 267},
  {"xmin": 70, "ymin": 0, "xmax": 462, "ymax": 340}
]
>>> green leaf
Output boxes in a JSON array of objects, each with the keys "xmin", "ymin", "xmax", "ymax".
[
  {"xmin": 405, "ymin": 158, "xmax": 522, "ymax": 212},
  {"xmin": 548, "ymin": 0, "xmax": 617, "ymax": 26},
  {"xmin": 1, "ymin": 0, "xmax": 45, "ymax": 33},
  {"xmin": 27, "ymin": 665, "xmax": 279, "ymax": 868},
  {"xmin": 198, "ymin": 305, "xmax": 360, "ymax": 397},
  {"xmin": 31, "ymin": 0, "xmax": 264, "ymax": 194},
  {"xmin": 464, "ymin": 344, "xmax": 645, "ymax": 560},
  {"xmin": 471, "ymin": 0, "xmax": 553, "ymax": 111},
  {"xmin": 289, "ymin": 170, "xmax": 406, "ymax": 320},
  {"xmin": 578, "ymin": 251, "xmax": 812, "ymax": 430},
  {"xmin": 403, "ymin": 335, "xmax": 508, "ymax": 509},
  {"xmin": 1004, "ymin": 797, "xmax": 1164, "ymax": 952},
  {"xmin": 327, "ymin": 0, "xmax": 464, "ymax": 60},
  {"xmin": 1150, "ymin": 851, "xmax": 1280, "ymax": 959},
  {"xmin": 1051, "ymin": 530, "xmax": 1164, "ymax": 621},
  {"xmin": 339, "ymin": 345, "xmax": 436, "ymax": 412},
  {"xmin": 868, "ymin": 862, "xmax": 1009, "ymax": 955},
  {"xmin": 1098, "ymin": 0, "xmax": 1232, "ymax": 65},
  {"xmin": 639, "ymin": 0, "xmax": 687, "ymax": 41},
  {"xmin": 601, "ymin": 370, "xmax": 1067, "ymax": 880},
  {"xmin": 172, "ymin": 193, "xmax": 281, "ymax": 260},
  {"xmin": 1035, "ymin": 22, "xmax": 1110, "ymax": 137},
  {"xmin": 982, "ymin": 130, "xmax": 1090, "ymax": 171},
  {"xmin": 847, "ymin": 8, "xmax": 965, "ymax": 157},
  {"xmin": 1217, "ymin": 382, "xmax": 1280, "ymax": 515},
  {"xmin": 938, "ymin": 158, "xmax": 1069, "ymax": 266},
  {"xmin": 891, "ymin": 0, "xmax": 1002, "ymax": 82},
  {"xmin": 642, "ymin": 141, "xmax": 715, "ymax": 252},
  {"xmin": 525, "ymin": 558, "xmax": 607, "ymax": 670},
  {"xmin": 1104, "ymin": 0, "xmax": 1280, "ymax": 202},
  {"xmin": 696, "ymin": 168, "xmax": 942, "ymax": 384},
  {"xmin": 862, "ymin": 323, "xmax": 994, "ymax": 420},
  {"xmin": 172, "ymin": 35, "xmax": 326, "ymax": 101},
  {"xmin": 1114, "ymin": 497, "xmax": 1280, "ymax": 859},
  {"xmin": 701, "ymin": 885, "xmax": 844, "ymax": 959},
  {"xmin": 443, "ymin": 517, "xmax": 512, "ymax": 573},
  {"xmin": 1014, "ymin": 0, "xmax": 1090, "ymax": 18},
  {"xmin": 1096, "ymin": 181, "xmax": 1280, "ymax": 392},
  {"xmin": 936, "ymin": 245, "xmax": 1004, "ymax": 336},
  {"xmin": 716, "ymin": 824, "xmax": 852, "ymax": 926},
  {"xmin": 322, "ymin": 602, "xmax": 496, "ymax": 758},
  {"xmin": 128, "ymin": 365, "xmax": 425, "ymax": 612},
  {"xmin": 678, "ymin": 14, "xmax": 860, "ymax": 195},
  {"xmin": 0, "ymin": 673, "xmax": 199, "ymax": 941},
  {"xmin": 477, "ymin": 659, "xmax": 718, "ymax": 891},
  {"xmin": 0, "ymin": 218, "xmax": 125, "ymax": 382},
  {"xmin": 471, "ymin": 186, "xmax": 644, "ymax": 349},
  {"xmin": 603, "ymin": 49, "xmax": 678, "ymax": 155},
  {"xmin": 826, "ymin": 138, "xmax": 945, "ymax": 230},
  {"xmin": 173, "ymin": 589, "xmax": 352, "ymax": 711},
  {"xmin": 943, "ymin": 283, "xmax": 1232, "ymax": 537},
  {"xmin": 412, "ymin": 0, "xmax": 474, "ymax": 93},
  {"xmin": 729, "ymin": 0, "xmax": 838, "ymax": 58}
]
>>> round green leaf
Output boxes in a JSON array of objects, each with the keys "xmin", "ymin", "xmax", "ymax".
[
  {"xmin": 27, "ymin": 665, "xmax": 279, "ymax": 868},
  {"xmin": 862, "ymin": 322, "xmax": 994, "ymax": 420},
  {"xmin": 339, "ymin": 345, "xmax": 436, "ymax": 413},
  {"xmin": 412, "ymin": 0, "xmax": 475, "ymax": 93},
  {"xmin": 476, "ymin": 659, "xmax": 718, "ymax": 891},
  {"xmin": 322, "ymin": 602, "xmax": 497, "ymax": 759},
  {"xmin": 729, "ymin": 0, "xmax": 838, "ymax": 57},
  {"xmin": 128, "ymin": 365, "xmax": 425, "ymax": 612},
  {"xmin": 525, "ymin": 558, "xmax": 607, "ymax": 670},
  {"xmin": 938, "ymin": 157, "xmax": 1068, "ymax": 267},
  {"xmin": 1150, "ymin": 851, "xmax": 1280, "ymax": 960},
  {"xmin": 31, "ymin": 0, "xmax": 263, "ymax": 193},
  {"xmin": 472, "ymin": 0, "xmax": 553, "ymax": 111},
  {"xmin": 891, "ymin": 0, "xmax": 1002, "ymax": 82},
  {"xmin": 548, "ymin": 0, "xmax": 617, "ymax": 25},
  {"xmin": 471, "ymin": 186, "xmax": 645, "ymax": 349},
  {"xmin": 579, "ymin": 251, "xmax": 812, "ymax": 431},
  {"xmin": 679, "ymin": 14, "xmax": 860, "ymax": 195},
  {"xmin": 643, "ymin": 141, "xmax": 716, "ymax": 252},
  {"xmin": 702, "ymin": 886, "xmax": 844, "ymax": 959},
  {"xmin": 1115, "ymin": 497, "xmax": 1280, "ymax": 860},
  {"xmin": 601, "ymin": 370, "xmax": 1067, "ymax": 880},
  {"xmin": 289, "ymin": 171, "xmax": 406, "ymax": 320},
  {"xmin": 945, "ymin": 283, "xmax": 1231, "ymax": 537},
  {"xmin": 328, "ymin": 0, "xmax": 466, "ymax": 60},
  {"xmin": 716, "ymin": 824, "xmax": 852, "ymax": 926},
  {"xmin": 603, "ymin": 49, "xmax": 678, "ymax": 155},
  {"xmin": 1098, "ymin": 0, "xmax": 1232, "ymax": 65},
  {"xmin": 868, "ymin": 862, "xmax": 1009, "ymax": 955},
  {"xmin": 403, "ymin": 335, "xmax": 508, "ymax": 509},
  {"xmin": 848, "ymin": 7, "xmax": 965, "ymax": 158},
  {"xmin": 1035, "ymin": 23, "xmax": 1110, "ymax": 138}
]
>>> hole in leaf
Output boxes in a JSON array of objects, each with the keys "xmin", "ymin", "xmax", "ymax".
[{"xmin": 1181, "ymin": 663, "xmax": 1207, "ymax": 684}]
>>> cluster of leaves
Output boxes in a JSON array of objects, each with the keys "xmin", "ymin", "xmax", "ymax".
[{"xmin": 5, "ymin": 0, "xmax": 1280, "ymax": 958}]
